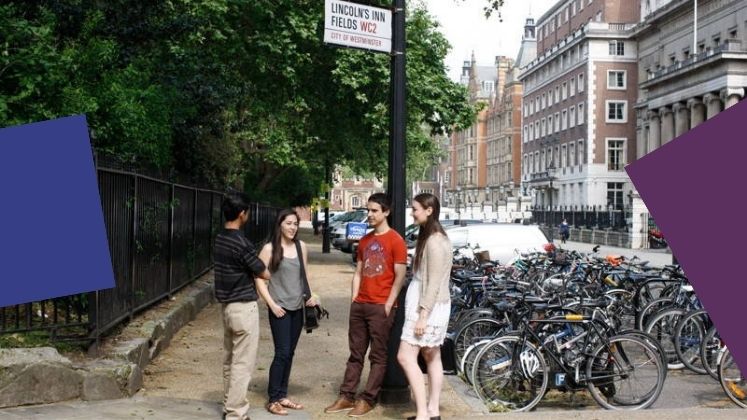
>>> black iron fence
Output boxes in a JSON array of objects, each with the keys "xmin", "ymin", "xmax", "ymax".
[
  {"xmin": 0, "ymin": 167, "xmax": 279, "ymax": 343},
  {"xmin": 531, "ymin": 205, "xmax": 631, "ymax": 231}
]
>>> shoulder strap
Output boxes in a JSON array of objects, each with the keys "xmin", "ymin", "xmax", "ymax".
[{"xmin": 295, "ymin": 240, "xmax": 312, "ymax": 299}]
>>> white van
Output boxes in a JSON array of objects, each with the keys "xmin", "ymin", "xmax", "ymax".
[{"xmin": 445, "ymin": 223, "xmax": 550, "ymax": 265}]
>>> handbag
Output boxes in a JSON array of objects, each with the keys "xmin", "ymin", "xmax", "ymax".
[{"xmin": 295, "ymin": 240, "xmax": 329, "ymax": 333}]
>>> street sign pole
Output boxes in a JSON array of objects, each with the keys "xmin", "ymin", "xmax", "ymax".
[{"xmin": 380, "ymin": 0, "xmax": 409, "ymax": 405}]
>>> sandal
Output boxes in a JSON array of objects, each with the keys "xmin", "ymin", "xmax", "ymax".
[
  {"xmin": 266, "ymin": 401, "xmax": 288, "ymax": 416},
  {"xmin": 278, "ymin": 398, "xmax": 304, "ymax": 410}
]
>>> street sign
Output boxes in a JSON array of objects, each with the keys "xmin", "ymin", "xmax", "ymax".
[
  {"xmin": 345, "ymin": 222, "xmax": 369, "ymax": 241},
  {"xmin": 323, "ymin": 0, "xmax": 392, "ymax": 53}
]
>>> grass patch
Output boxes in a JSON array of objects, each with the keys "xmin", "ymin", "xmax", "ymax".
[{"xmin": 0, "ymin": 330, "xmax": 88, "ymax": 354}]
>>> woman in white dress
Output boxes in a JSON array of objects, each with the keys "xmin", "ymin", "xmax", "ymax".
[{"xmin": 397, "ymin": 193, "xmax": 452, "ymax": 420}]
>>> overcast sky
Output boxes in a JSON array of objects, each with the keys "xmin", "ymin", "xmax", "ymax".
[{"xmin": 423, "ymin": 0, "xmax": 559, "ymax": 81}]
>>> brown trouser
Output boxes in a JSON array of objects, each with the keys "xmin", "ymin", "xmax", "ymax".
[
  {"xmin": 339, "ymin": 302, "xmax": 396, "ymax": 405},
  {"xmin": 222, "ymin": 301, "xmax": 260, "ymax": 420}
]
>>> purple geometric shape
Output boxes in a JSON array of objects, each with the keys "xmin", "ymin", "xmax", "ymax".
[
  {"xmin": 0, "ymin": 115, "xmax": 115, "ymax": 306},
  {"xmin": 627, "ymin": 99, "xmax": 747, "ymax": 374}
]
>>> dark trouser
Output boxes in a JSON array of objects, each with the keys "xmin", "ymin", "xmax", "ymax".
[
  {"xmin": 268, "ymin": 307, "xmax": 304, "ymax": 402},
  {"xmin": 339, "ymin": 302, "xmax": 396, "ymax": 405}
]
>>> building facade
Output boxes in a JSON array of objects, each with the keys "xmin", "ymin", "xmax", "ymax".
[
  {"xmin": 634, "ymin": 0, "xmax": 747, "ymax": 157},
  {"xmin": 329, "ymin": 169, "xmax": 384, "ymax": 211},
  {"xmin": 519, "ymin": 0, "xmax": 641, "ymax": 211},
  {"xmin": 447, "ymin": 52, "xmax": 498, "ymax": 214}
]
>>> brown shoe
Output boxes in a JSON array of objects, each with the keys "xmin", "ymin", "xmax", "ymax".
[
  {"xmin": 324, "ymin": 396, "xmax": 355, "ymax": 413},
  {"xmin": 347, "ymin": 399, "xmax": 374, "ymax": 417}
]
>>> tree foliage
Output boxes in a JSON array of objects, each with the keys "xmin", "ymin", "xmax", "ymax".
[{"xmin": 1, "ymin": 1, "xmax": 478, "ymax": 206}]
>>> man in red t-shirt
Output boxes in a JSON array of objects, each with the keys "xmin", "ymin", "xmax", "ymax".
[{"xmin": 325, "ymin": 193, "xmax": 407, "ymax": 417}]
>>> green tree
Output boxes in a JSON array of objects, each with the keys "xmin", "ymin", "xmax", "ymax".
[{"xmin": 1, "ymin": 1, "xmax": 479, "ymax": 207}]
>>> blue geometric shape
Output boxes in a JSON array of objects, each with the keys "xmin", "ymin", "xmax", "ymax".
[{"xmin": 0, "ymin": 115, "xmax": 115, "ymax": 306}]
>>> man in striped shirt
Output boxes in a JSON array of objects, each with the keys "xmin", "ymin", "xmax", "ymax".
[{"xmin": 214, "ymin": 193, "xmax": 271, "ymax": 420}]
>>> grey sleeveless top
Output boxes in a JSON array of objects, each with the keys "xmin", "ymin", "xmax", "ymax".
[{"xmin": 268, "ymin": 256, "xmax": 304, "ymax": 310}]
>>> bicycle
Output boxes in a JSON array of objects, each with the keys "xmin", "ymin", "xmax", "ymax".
[{"xmin": 471, "ymin": 307, "xmax": 665, "ymax": 411}]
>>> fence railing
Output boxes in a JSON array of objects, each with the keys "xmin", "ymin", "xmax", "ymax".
[
  {"xmin": 0, "ymin": 166, "xmax": 279, "ymax": 343},
  {"xmin": 531, "ymin": 207, "xmax": 631, "ymax": 231}
]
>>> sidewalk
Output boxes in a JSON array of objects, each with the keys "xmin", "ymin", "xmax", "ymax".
[
  {"xmin": 556, "ymin": 240, "xmax": 675, "ymax": 268},
  {"xmin": 0, "ymin": 229, "xmax": 738, "ymax": 420}
]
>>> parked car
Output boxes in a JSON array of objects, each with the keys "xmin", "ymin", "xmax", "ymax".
[
  {"xmin": 445, "ymin": 223, "xmax": 550, "ymax": 265},
  {"xmin": 332, "ymin": 210, "xmax": 369, "ymax": 252},
  {"xmin": 326, "ymin": 209, "xmax": 366, "ymax": 242}
]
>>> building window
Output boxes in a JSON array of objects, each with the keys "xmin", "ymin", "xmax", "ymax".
[
  {"xmin": 607, "ymin": 182, "xmax": 624, "ymax": 208},
  {"xmin": 523, "ymin": 126, "xmax": 528, "ymax": 143},
  {"xmin": 540, "ymin": 151, "xmax": 545, "ymax": 170},
  {"xmin": 607, "ymin": 70, "xmax": 626, "ymax": 89},
  {"xmin": 570, "ymin": 78, "xmax": 576, "ymax": 96},
  {"xmin": 562, "ymin": 82, "xmax": 568, "ymax": 100},
  {"xmin": 606, "ymin": 100, "xmax": 627, "ymax": 123},
  {"xmin": 578, "ymin": 140, "xmax": 584, "ymax": 164},
  {"xmin": 569, "ymin": 107, "xmax": 576, "ymax": 128},
  {"xmin": 483, "ymin": 81, "xmax": 494, "ymax": 92},
  {"xmin": 535, "ymin": 122, "xmax": 540, "ymax": 139},
  {"xmin": 607, "ymin": 139, "xmax": 626, "ymax": 171},
  {"xmin": 548, "ymin": 89, "xmax": 553, "ymax": 106},
  {"xmin": 562, "ymin": 109, "xmax": 568, "ymax": 130},
  {"xmin": 578, "ymin": 73, "xmax": 584, "ymax": 92},
  {"xmin": 541, "ymin": 118, "xmax": 546, "ymax": 136},
  {"xmin": 578, "ymin": 103, "xmax": 585, "ymax": 124},
  {"xmin": 712, "ymin": 34, "xmax": 721, "ymax": 48},
  {"xmin": 570, "ymin": 142, "xmax": 576, "ymax": 166},
  {"xmin": 554, "ymin": 112, "xmax": 560, "ymax": 131},
  {"xmin": 609, "ymin": 40, "xmax": 625, "ymax": 56},
  {"xmin": 571, "ymin": 2, "xmax": 576, "ymax": 15},
  {"xmin": 561, "ymin": 144, "xmax": 567, "ymax": 167},
  {"xmin": 351, "ymin": 196, "xmax": 360, "ymax": 208},
  {"xmin": 595, "ymin": 11, "xmax": 602, "ymax": 22},
  {"xmin": 555, "ymin": 86, "xmax": 560, "ymax": 102}
]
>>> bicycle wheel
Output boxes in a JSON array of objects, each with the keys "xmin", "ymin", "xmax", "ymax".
[
  {"xmin": 471, "ymin": 336, "xmax": 548, "ymax": 412},
  {"xmin": 635, "ymin": 280, "xmax": 666, "ymax": 310},
  {"xmin": 701, "ymin": 325, "xmax": 722, "ymax": 380},
  {"xmin": 673, "ymin": 309, "xmax": 708, "ymax": 374},
  {"xmin": 460, "ymin": 338, "xmax": 492, "ymax": 386},
  {"xmin": 586, "ymin": 334, "xmax": 665, "ymax": 410},
  {"xmin": 453, "ymin": 317, "xmax": 505, "ymax": 376},
  {"xmin": 718, "ymin": 347, "xmax": 747, "ymax": 408},
  {"xmin": 644, "ymin": 307, "xmax": 686, "ymax": 369},
  {"xmin": 636, "ymin": 297, "xmax": 673, "ymax": 331},
  {"xmin": 618, "ymin": 329, "xmax": 668, "ymax": 379}
]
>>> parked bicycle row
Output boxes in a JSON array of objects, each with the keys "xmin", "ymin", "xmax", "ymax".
[{"xmin": 441, "ymin": 244, "xmax": 745, "ymax": 412}]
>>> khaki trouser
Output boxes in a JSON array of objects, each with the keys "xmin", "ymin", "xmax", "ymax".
[{"xmin": 222, "ymin": 301, "xmax": 260, "ymax": 420}]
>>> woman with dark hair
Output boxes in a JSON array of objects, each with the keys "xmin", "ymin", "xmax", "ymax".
[
  {"xmin": 397, "ymin": 193, "xmax": 452, "ymax": 420},
  {"xmin": 256, "ymin": 209, "xmax": 316, "ymax": 416}
]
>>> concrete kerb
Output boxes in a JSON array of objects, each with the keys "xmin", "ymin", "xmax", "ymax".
[{"xmin": 0, "ymin": 274, "xmax": 216, "ymax": 407}]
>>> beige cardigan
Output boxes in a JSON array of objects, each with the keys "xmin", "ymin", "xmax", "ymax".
[{"xmin": 416, "ymin": 232, "xmax": 452, "ymax": 312}]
